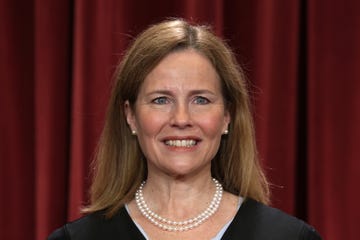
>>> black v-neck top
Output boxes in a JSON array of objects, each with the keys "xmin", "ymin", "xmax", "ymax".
[{"xmin": 48, "ymin": 198, "xmax": 322, "ymax": 240}]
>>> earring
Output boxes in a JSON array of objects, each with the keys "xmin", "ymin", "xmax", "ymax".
[
  {"xmin": 223, "ymin": 129, "xmax": 229, "ymax": 135},
  {"xmin": 131, "ymin": 130, "xmax": 136, "ymax": 135}
]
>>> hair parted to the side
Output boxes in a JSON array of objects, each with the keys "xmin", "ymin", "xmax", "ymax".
[{"xmin": 83, "ymin": 18, "xmax": 270, "ymax": 218}]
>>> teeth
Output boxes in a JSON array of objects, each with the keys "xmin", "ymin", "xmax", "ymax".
[{"xmin": 165, "ymin": 139, "xmax": 197, "ymax": 147}]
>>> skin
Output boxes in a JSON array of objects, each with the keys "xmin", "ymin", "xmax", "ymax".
[{"xmin": 125, "ymin": 49, "xmax": 238, "ymax": 239}]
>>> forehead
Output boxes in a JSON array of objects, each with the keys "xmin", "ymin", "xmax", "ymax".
[{"xmin": 140, "ymin": 49, "xmax": 221, "ymax": 93}]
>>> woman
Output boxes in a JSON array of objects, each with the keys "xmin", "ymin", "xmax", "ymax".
[{"xmin": 48, "ymin": 19, "xmax": 321, "ymax": 240}]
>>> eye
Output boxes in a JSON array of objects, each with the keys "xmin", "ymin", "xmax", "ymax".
[
  {"xmin": 152, "ymin": 96, "xmax": 169, "ymax": 104},
  {"xmin": 193, "ymin": 96, "xmax": 210, "ymax": 105}
]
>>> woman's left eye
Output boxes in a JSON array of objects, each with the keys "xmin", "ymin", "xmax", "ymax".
[{"xmin": 193, "ymin": 96, "xmax": 210, "ymax": 105}]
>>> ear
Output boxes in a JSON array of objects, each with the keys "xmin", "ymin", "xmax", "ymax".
[
  {"xmin": 124, "ymin": 100, "xmax": 137, "ymax": 132},
  {"xmin": 223, "ymin": 109, "xmax": 231, "ymax": 133}
]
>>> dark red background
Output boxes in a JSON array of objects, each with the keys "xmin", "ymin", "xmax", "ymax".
[{"xmin": 1, "ymin": 0, "xmax": 359, "ymax": 239}]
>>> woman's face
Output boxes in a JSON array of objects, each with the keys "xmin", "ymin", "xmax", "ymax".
[{"xmin": 125, "ymin": 49, "xmax": 230, "ymax": 178}]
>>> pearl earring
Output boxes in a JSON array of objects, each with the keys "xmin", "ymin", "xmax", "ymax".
[
  {"xmin": 131, "ymin": 130, "xmax": 136, "ymax": 135},
  {"xmin": 223, "ymin": 129, "xmax": 229, "ymax": 135}
]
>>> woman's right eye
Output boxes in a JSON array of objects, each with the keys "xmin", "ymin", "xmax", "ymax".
[{"xmin": 152, "ymin": 97, "xmax": 169, "ymax": 104}]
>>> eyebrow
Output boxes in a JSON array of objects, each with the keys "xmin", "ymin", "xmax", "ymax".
[{"xmin": 145, "ymin": 89, "xmax": 217, "ymax": 96}]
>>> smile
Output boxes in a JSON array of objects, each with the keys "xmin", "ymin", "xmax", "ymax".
[{"xmin": 164, "ymin": 139, "xmax": 197, "ymax": 147}]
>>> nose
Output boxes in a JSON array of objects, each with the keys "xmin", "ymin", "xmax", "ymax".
[{"xmin": 170, "ymin": 103, "xmax": 192, "ymax": 128}]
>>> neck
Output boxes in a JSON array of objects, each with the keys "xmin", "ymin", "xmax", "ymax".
[{"xmin": 141, "ymin": 174, "xmax": 216, "ymax": 220}]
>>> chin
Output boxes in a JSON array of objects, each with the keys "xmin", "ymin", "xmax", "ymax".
[{"xmin": 162, "ymin": 164, "xmax": 209, "ymax": 179}]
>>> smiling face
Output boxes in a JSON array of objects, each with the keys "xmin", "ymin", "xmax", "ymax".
[{"xmin": 125, "ymin": 49, "xmax": 230, "ymax": 178}]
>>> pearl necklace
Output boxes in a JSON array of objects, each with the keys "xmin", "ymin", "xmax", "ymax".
[{"xmin": 135, "ymin": 178, "xmax": 223, "ymax": 232}]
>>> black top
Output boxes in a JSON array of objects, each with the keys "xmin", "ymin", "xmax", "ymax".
[{"xmin": 48, "ymin": 198, "xmax": 322, "ymax": 240}]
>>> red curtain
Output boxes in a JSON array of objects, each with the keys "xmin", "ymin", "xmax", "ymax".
[{"xmin": 1, "ymin": 0, "xmax": 359, "ymax": 239}]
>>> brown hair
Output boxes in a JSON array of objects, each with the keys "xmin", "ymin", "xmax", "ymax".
[{"xmin": 83, "ymin": 19, "xmax": 270, "ymax": 217}]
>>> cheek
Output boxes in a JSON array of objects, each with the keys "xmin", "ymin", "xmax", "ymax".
[
  {"xmin": 197, "ymin": 113, "xmax": 227, "ymax": 136},
  {"xmin": 136, "ymin": 110, "xmax": 166, "ymax": 136}
]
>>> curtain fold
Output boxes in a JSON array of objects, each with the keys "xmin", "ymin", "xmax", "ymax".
[
  {"xmin": 0, "ymin": 1, "xmax": 35, "ymax": 240},
  {"xmin": 33, "ymin": 0, "xmax": 72, "ymax": 239},
  {"xmin": 307, "ymin": 1, "xmax": 360, "ymax": 239},
  {"xmin": 223, "ymin": 0, "xmax": 301, "ymax": 214},
  {"xmin": 1, "ymin": 1, "xmax": 359, "ymax": 239},
  {"xmin": 246, "ymin": 0, "xmax": 301, "ymax": 214}
]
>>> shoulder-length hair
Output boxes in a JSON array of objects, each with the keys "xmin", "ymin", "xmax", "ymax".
[{"xmin": 83, "ymin": 19, "xmax": 270, "ymax": 217}]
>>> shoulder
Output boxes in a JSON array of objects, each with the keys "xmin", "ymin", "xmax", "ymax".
[
  {"xmin": 223, "ymin": 198, "xmax": 322, "ymax": 240},
  {"xmin": 47, "ymin": 207, "xmax": 145, "ymax": 240},
  {"xmin": 47, "ymin": 211, "xmax": 109, "ymax": 240}
]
